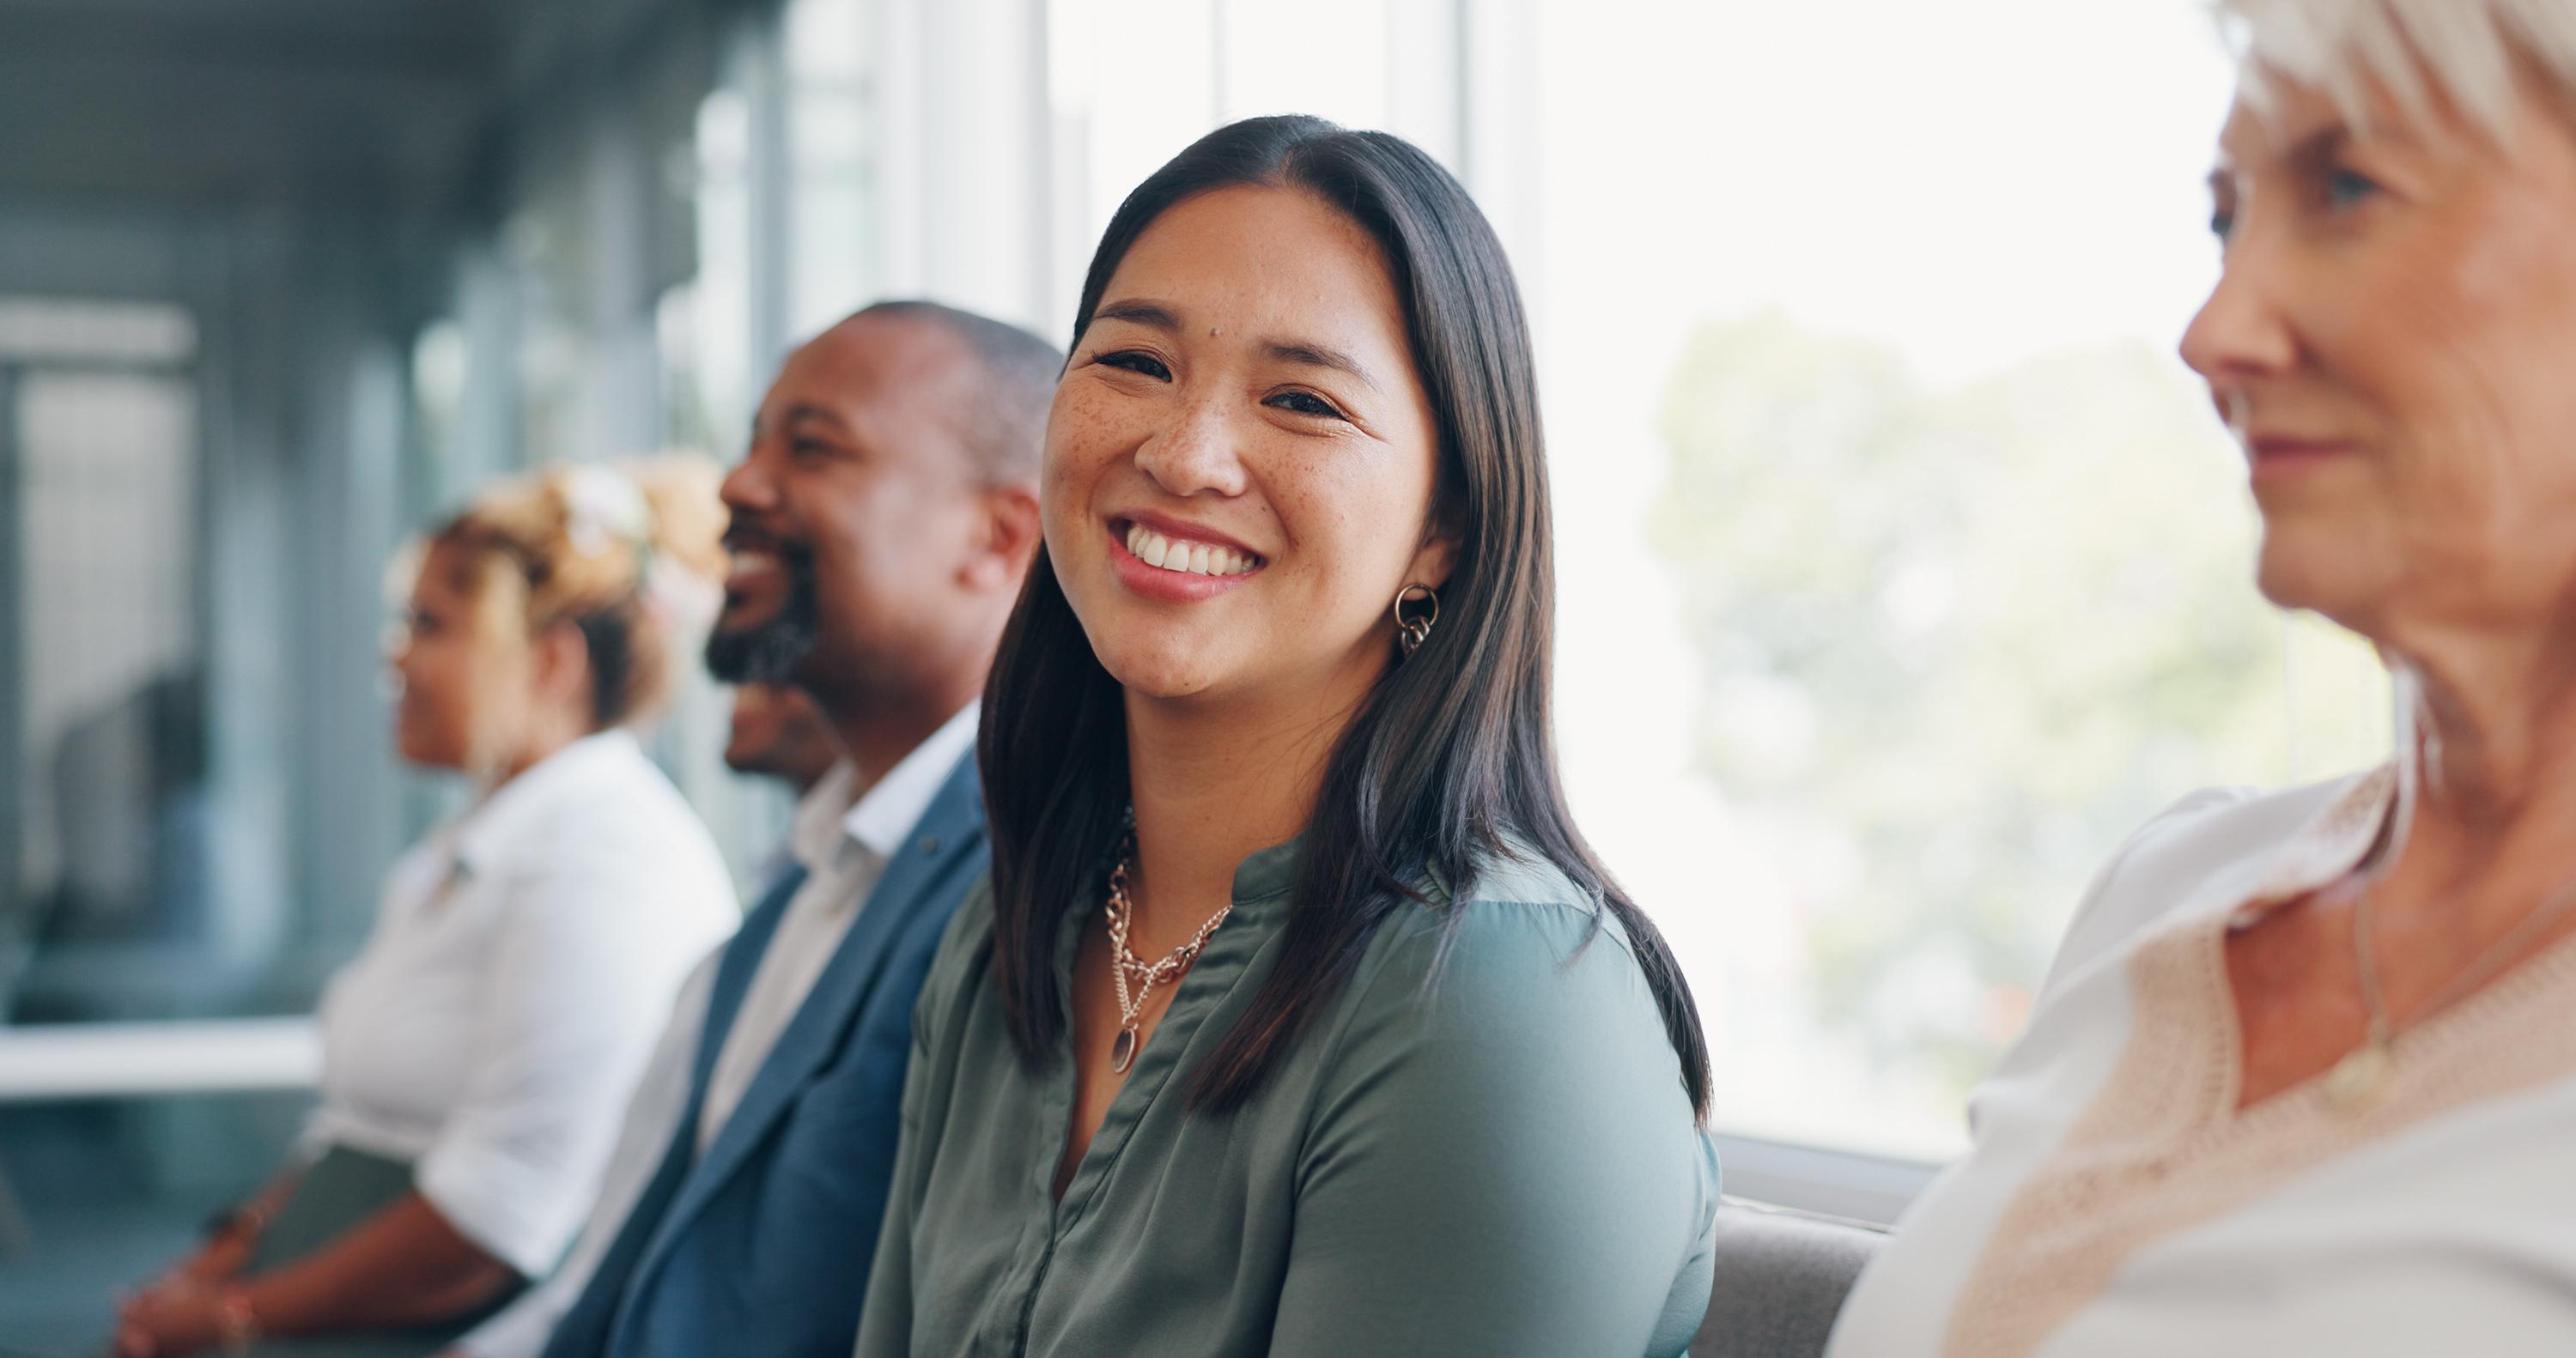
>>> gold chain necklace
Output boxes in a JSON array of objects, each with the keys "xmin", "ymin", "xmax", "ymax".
[
  {"xmin": 2323, "ymin": 873, "xmax": 2576, "ymax": 1110},
  {"xmin": 1101, "ymin": 826, "xmax": 1232, "ymax": 1076}
]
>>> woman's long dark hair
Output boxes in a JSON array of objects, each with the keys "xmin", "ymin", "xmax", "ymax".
[{"xmin": 980, "ymin": 114, "xmax": 1713, "ymax": 1119}]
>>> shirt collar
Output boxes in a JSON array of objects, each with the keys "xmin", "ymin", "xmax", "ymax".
[
  {"xmin": 451, "ymin": 729, "xmax": 648, "ymax": 875},
  {"xmin": 788, "ymin": 759, "xmax": 862, "ymax": 874},
  {"xmin": 841, "ymin": 703, "xmax": 981, "ymax": 863},
  {"xmin": 2224, "ymin": 759, "xmax": 2401, "ymax": 928},
  {"xmin": 1048, "ymin": 828, "xmax": 1308, "ymax": 938},
  {"xmin": 1229, "ymin": 834, "xmax": 1303, "ymax": 906}
]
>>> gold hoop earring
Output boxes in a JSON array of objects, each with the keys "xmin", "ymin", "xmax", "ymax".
[{"xmin": 1393, "ymin": 584, "xmax": 1439, "ymax": 659}]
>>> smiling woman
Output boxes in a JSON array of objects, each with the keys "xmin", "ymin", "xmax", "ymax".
[
  {"xmin": 854, "ymin": 116, "xmax": 1721, "ymax": 1358},
  {"xmin": 1045, "ymin": 181, "xmax": 1451, "ymax": 708}
]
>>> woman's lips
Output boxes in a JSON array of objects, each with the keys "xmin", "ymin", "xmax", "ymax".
[
  {"xmin": 2246, "ymin": 436, "xmax": 2360, "ymax": 486},
  {"xmin": 1105, "ymin": 520, "xmax": 1265, "ymax": 603}
]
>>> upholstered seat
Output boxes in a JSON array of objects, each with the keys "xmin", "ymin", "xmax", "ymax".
[{"xmin": 1691, "ymin": 1204, "xmax": 1884, "ymax": 1358}]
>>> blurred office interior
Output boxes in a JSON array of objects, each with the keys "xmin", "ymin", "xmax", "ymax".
[{"xmin": 0, "ymin": 0, "xmax": 2394, "ymax": 1343}]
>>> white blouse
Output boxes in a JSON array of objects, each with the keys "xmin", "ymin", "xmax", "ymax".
[
  {"xmin": 457, "ymin": 706, "xmax": 979, "ymax": 1358},
  {"xmin": 1826, "ymin": 765, "xmax": 2576, "ymax": 1358},
  {"xmin": 304, "ymin": 731, "xmax": 737, "ymax": 1276}
]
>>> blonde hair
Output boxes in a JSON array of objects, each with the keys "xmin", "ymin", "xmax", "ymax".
[
  {"xmin": 2214, "ymin": 0, "xmax": 2576, "ymax": 140},
  {"xmin": 426, "ymin": 455, "xmax": 727, "ymax": 755}
]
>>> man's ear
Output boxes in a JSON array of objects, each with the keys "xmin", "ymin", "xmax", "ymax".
[{"xmin": 963, "ymin": 483, "xmax": 1044, "ymax": 592}]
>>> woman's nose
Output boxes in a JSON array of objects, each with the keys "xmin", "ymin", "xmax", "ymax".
[
  {"xmin": 2179, "ymin": 250, "xmax": 2300, "ymax": 403},
  {"xmin": 1133, "ymin": 398, "xmax": 1251, "ymax": 500},
  {"xmin": 380, "ymin": 640, "xmax": 413, "ymax": 700}
]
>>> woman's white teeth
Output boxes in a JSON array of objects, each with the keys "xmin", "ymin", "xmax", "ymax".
[{"xmin": 1125, "ymin": 523, "xmax": 1258, "ymax": 577}]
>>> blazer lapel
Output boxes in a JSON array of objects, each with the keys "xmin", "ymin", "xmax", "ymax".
[
  {"xmin": 689, "ymin": 864, "xmax": 807, "ymax": 1102},
  {"xmin": 633, "ymin": 752, "xmax": 986, "ymax": 1281},
  {"xmin": 550, "ymin": 866, "xmax": 802, "ymax": 1358}
]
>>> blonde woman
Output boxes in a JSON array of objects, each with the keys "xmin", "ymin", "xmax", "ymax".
[
  {"xmin": 1826, "ymin": 3, "xmax": 2576, "ymax": 1355},
  {"xmin": 112, "ymin": 461, "xmax": 738, "ymax": 1358}
]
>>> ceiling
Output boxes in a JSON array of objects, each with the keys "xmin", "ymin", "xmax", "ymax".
[
  {"xmin": 0, "ymin": 0, "xmax": 512, "ymax": 79},
  {"xmin": 0, "ymin": 0, "xmax": 728, "ymax": 216}
]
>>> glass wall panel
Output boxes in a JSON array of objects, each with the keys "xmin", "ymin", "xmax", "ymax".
[
  {"xmin": 1519, "ymin": 0, "xmax": 2390, "ymax": 1158},
  {"xmin": 7, "ymin": 312, "xmax": 206, "ymax": 1027}
]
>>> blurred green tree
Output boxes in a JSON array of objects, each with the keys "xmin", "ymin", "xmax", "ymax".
[{"xmin": 1651, "ymin": 312, "xmax": 2383, "ymax": 1097}]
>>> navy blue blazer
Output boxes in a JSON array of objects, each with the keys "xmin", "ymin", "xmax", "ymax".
[{"xmin": 538, "ymin": 750, "xmax": 987, "ymax": 1358}]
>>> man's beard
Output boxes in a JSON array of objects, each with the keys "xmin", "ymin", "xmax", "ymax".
[{"xmin": 704, "ymin": 549, "xmax": 822, "ymax": 685}]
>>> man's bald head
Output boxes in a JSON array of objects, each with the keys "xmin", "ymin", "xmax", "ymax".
[
  {"xmin": 806, "ymin": 300, "xmax": 1060, "ymax": 486},
  {"xmin": 710, "ymin": 300, "xmax": 1054, "ymax": 731}
]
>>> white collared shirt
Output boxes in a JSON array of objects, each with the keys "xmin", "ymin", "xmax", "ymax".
[
  {"xmin": 696, "ymin": 702, "xmax": 979, "ymax": 1149},
  {"xmin": 305, "ymin": 731, "xmax": 737, "ymax": 1277},
  {"xmin": 454, "ymin": 706, "xmax": 978, "ymax": 1358}
]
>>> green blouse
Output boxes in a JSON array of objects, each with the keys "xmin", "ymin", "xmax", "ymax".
[{"xmin": 854, "ymin": 836, "xmax": 1721, "ymax": 1358}]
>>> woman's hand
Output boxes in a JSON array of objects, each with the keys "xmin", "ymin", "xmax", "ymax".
[
  {"xmin": 169, "ymin": 1219, "xmax": 259, "ymax": 1286},
  {"xmin": 111, "ymin": 1279, "xmax": 226, "ymax": 1357}
]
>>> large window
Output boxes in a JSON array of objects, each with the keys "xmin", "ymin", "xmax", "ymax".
[
  {"xmin": 1045, "ymin": 0, "xmax": 1467, "ymax": 336},
  {"xmin": 3, "ymin": 300, "xmax": 208, "ymax": 1027},
  {"xmin": 1520, "ymin": 0, "xmax": 2390, "ymax": 1161}
]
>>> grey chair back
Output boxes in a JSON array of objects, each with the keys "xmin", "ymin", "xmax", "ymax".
[{"xmin": 1690, "ymin": 1203, "xmax": 1885, "ymax": 1358}]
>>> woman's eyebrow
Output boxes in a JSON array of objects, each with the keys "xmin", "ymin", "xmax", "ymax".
[
  {"xmin": 1265, "ymin": 339, "xmax": 1382, "ymax": 394},
  {"xmin": 1091, "ymin": 299, "xmax": 1182, "ymax": 330},
  {"xmin": 2280, "ymin": 123, "xmax": 2353, "ymax": 173}
]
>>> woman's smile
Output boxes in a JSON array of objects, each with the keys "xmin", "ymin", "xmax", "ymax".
[{"xmin": 1105, "ymin": 512, "xmax": 1269, "ymax": 603}]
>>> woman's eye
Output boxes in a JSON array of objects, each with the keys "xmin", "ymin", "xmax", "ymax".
[
  {"xmin": 2324, "ymin": 167, "xmax": 2380, "ymax": 210},
  {"xmin": 1097, "ymin": 350, "xmax": 1172, "ymax": 381},
  {"xmin": 2208, "ymin": 206, "xmax": 2235, "ymax": 242},
  {"xmin": 1267, "ymin": 390, "xmax": 1346, "ymax": 421},
  {"xmin": 789, "ymin": 437, "xmax": 836, "ymax": 462}
]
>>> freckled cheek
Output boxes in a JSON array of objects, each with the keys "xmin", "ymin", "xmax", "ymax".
[
  {"xmin": 1042, "ymin": 388, "xmax": 1145, "ymax": 517},
  {"xmin": 1264, "ymin": 456, "xmax": 1422, "ymax": 611}
]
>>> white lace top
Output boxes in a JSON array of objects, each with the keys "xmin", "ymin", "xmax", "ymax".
[{"xmin": 1826, "ymin": 765, "xmax": 2576, "ymax": 1358}]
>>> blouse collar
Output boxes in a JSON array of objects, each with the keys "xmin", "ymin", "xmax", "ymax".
[
  {"xmin": 450, "ymin": 728, "xmax": 650, "ymax": 876},
  {"xmin": 1228, "ymin": 835, "xmax": 1303, "ymax": 909},
  {"xmin": 1050, "ymin": 829, "xmax": 1307, "ymax": 944},
  {"xmin": 2222, "ymin": 760, "xmax": 2400, "ymax": 930}
]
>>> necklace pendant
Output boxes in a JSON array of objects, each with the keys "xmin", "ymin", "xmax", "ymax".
[
  {"xmin": 2323, "ymin": 1039, "xmax": 2393, "ymax": 1112},
  {"xmin": 1109, "ymin": 1028, "xmax": 1138, "ymax": 1076}
]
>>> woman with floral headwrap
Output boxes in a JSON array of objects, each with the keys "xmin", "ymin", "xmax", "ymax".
[{"xmin": 111, "ymin": 460, "xmax": 738, "ymax": 1358}]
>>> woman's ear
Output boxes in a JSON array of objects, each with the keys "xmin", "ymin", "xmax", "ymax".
[
  {"xmin": 1408, "ymin": 496, "xmax": 1465, "ymax": 591},
  {"xmin": 528, "ymin": 620, "xmax": 593, "ymax": 713}
]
